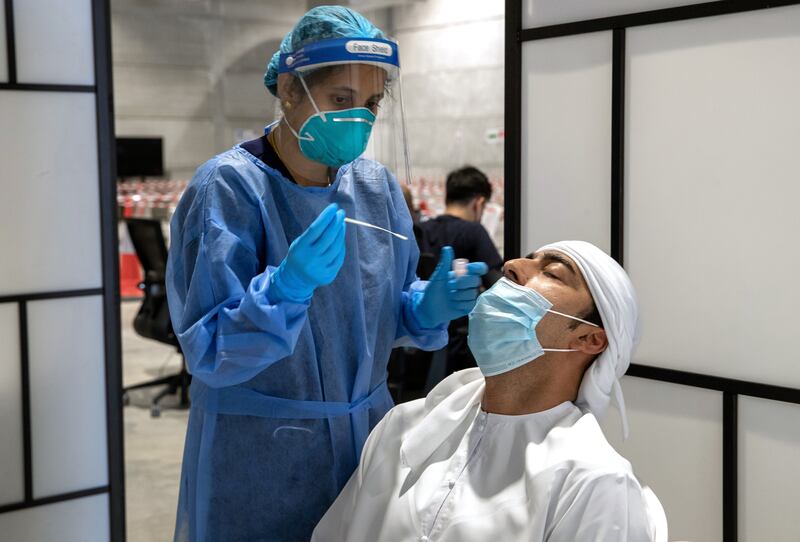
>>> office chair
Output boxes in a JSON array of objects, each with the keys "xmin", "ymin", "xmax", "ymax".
[{"xmin": 122, "ymin": 218, "xmax": 191, "ymax": 417}]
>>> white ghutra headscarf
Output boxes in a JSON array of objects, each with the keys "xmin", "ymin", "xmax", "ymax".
[{"xmin": 539, "ymin": 240, "xmax": 641, "ymax": 438}]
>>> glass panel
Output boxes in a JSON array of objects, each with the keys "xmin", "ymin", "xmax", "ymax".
[
  {"xmin": 0, "ymin": 303, "xmax": 23, "ymax": 506},
  {"xmin": 522, "ymin": 0, "xmax": 716, "ymax": 28},
  {"xmin": 521, "ymin": 32, "xmax": 612, "ymax": 255},
  {"xmin": 13, "ymin": 0, "xmax": 94, "ymax": 85},
  {"xmin": 601, "ymin": 377, "xmax": 723, "ymax": 542},
  {"xmin": 0, "ymin": 91, "xmax": 102, "ymax": 296},
  {"xmin": 0, "ymin": 494, "xmax": 109, "ymax": 542},
  {"xmin": 740, "ymin": 397, "xmax": 800, "ymax": 541},
  {"xmin": 28, "ymin": 296, "xmax": 107, "ymax": 498},
  {"xmin": 625, "ymin": 5, "xmax": 800, "ymax": 386}
]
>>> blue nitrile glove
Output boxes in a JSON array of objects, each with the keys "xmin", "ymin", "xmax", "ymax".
[
  {"xmin": 268, "ymin": 203, "xmax": 347, "ymax": 304},
  {"xmin": 412, "ymin": 246, "xmax": 489, "ymax": 329}
]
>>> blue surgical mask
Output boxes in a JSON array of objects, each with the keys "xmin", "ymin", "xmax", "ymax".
[
  {"xmin": 284, "ymin": 76, "xmax": 375, "ymax": 167},
  {"xmin": 468, "ymin": 277, "xmax": 600, "ymax": 377}
]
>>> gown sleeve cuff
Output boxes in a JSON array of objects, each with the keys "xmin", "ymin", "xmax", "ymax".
[
  {"xmin": 237, "ymin": 266, "xmax": 311, "ymax": 331},
  {"xmin": 396, "ymin": 280, "xmax": 448, "ymax": 351}
]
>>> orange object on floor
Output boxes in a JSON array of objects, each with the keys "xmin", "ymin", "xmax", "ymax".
[{"xmin": 120, "ymin": 252, "xmax": 144, "ymax": 299}]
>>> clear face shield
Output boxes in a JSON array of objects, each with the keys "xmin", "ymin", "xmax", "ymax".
[{"xmin": 272, "ymin": 37, "xmax": 412, "ymax": 184}]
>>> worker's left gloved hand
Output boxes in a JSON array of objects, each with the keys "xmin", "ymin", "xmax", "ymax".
[{"xmin": 412, "ymin": 246, "xmax": 489, "ymax": 329}]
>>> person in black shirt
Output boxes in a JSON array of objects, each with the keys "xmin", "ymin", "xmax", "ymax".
[{"xmin": 418, "ymin": 166, "xmax": 504, "ymax": 375}]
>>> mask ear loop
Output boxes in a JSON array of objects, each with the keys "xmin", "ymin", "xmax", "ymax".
[
  {"xmin": 547, "ymin": 309, "xmax": 600, "ymax": 328},
  {"xmin": 281, "ymin": 73, "xmax": 321, "ymax": 142},
  {"xmin": 539, "ymin": 310, "xmax": 601, "ymax": 351},
  {"xmin": 282, "ymin": 117, "xmax": 312, "ymax": 142},
  {"xmin": 298, "ymin": 74, "xmax": 325, "ymax": 121}
]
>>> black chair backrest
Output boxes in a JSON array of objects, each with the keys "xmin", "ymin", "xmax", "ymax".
[
  {"xmin": 412, "ymin": 224, "xmax": 438, "ymax": 280},
  {"xmin": 126, "ymin": 218, "xmax": 179, "ymax": 347},
  {"xmin": 127, "ymin": 218, "xmax": 168, "ymax": 279}
]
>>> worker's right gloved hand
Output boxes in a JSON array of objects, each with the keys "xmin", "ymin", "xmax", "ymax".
[
  {"xmin": 412, "ymin": 246, "xmax": 488, "ymax": 329},
  {"xmin": 268, "ymin": 203, "xmax": 347, "ymax": 304}
]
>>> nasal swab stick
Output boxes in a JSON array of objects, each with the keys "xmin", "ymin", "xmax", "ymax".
[{"xmin": 344, "ymin": 218, "xmax": 409, "ymax": 241}]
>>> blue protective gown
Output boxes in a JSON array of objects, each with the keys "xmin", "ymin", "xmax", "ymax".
[{"xmin": 166, "ymin": 134, "xmax": 447, "ymax": 542}]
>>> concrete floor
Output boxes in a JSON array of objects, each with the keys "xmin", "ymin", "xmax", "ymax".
[{"xmin": 121, "ymin": 300, "xmax": 188, "ymax": 542}]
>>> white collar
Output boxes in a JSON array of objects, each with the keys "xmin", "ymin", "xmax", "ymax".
[{"xmin": 399, "ymin": 369, "xmax": 579, "ymax": 475}]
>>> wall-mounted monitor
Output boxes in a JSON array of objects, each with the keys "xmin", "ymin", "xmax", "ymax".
[{"xmin": 116, "ymin": 137, "xmax": 164, "ymax": 178}]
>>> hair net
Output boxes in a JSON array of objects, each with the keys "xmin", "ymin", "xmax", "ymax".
[
  {"xmin": 264, "ymin": 6, "xmax": 385, "ymax": 96},
  {"xmin": 538, "ymin": 240, "xmax": 641, "ymax": 439}
]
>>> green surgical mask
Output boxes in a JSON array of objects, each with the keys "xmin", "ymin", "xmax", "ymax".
[
  {"xmin": 284, "ymin": 76, "xmax": 376, "ymax": 167},
  {"xmin": 286, "ymin": 107, "xmax": 375, "ymax": 168}
]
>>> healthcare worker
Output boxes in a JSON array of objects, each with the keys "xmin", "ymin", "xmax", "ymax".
[{"xmin": 165, "ymin": 6, "xmax": 488, "ymax": 542}]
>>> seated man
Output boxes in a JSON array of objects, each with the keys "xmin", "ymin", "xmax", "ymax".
[{"xmin": 312, "ymin": 241, "xmax": 666, "ymax": 542}]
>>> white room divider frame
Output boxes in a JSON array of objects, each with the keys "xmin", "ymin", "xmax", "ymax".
[
  {"xmin": 0, "ymin": 0, "xmax": 124, "ymax": 540},
  {"xmin": 504, "ymin": 1, "xmax": 800, "ymax": 541}
]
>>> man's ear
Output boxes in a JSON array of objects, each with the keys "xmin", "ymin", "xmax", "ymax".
[
  {"xmin": 473, "ymin": 196, "xmax": 486, "ymax": 216},
  {"xmin": 572, "ymin": 327, "xmax": 608, "ymax": 355}
]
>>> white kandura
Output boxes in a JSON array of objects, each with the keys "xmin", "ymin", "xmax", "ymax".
[{"xmin": 312, "ymin": 369, "xmax": 667, "ymax": 542}]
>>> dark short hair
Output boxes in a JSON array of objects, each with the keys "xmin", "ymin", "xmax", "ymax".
[
  {"xmin": 445, "ymin": 166, "xmax": 492, "ymax": 206},
  {"xmin": 570, "ymin": 302, "xmax": 604, "ymax": 330},
  {"xmin": 584, "ymin": 304, "xmax": 604, "ymax": 327}
]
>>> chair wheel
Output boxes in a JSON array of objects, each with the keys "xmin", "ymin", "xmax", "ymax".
[
  {"xmin": 150, "ymin": 405, "xmax": 161, "ymax": 418},
  {"xmin": 122, "ymin": 393, "xmax": 130, "ymax": 406}
]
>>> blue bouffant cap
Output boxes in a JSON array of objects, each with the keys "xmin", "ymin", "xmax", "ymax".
[{"xmin": 264, "ymin": 6, "xmax": 385, "ymax": 96}]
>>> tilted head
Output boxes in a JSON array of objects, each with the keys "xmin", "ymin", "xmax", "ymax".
[{"xmin": 469, "ymin": 240, "xmax": 639, "ymax": 436}]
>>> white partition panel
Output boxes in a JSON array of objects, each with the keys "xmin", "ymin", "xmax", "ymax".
[
  {"xmin": 0, "ymin": 494, "xmax": 109, "ymax": 542},
  {"xmin": 521, "ymin": 32, "xmax": 612, "ymax": 255},
  {"xmin": 28, "ymin": 297, "xmax": 108, "ymax": 498},
  {"xmin": 522, "ymin": 0, "xmax": 716, "ymax": 28},
  {"xmin": 0, "ymin": 0, "xmax": 120, "ymax": 537},
  {"xmin": 739, "ymin": 397, "xmax": 800, "ymax": 541},
  {"xmin": 625, "ymin": 6, "xmax": 800, "ymax": 387},
  {"xmin": 0, "ymin": 303, "xmax": 23, "ymax": 506},
  {"xmin": 601, "ymin": 377, "xmax": 723, "ymax": 542},
  {"xmin": 13, "ymin": 0, "xmax": 95, "ymax": 85},
  {"xmin": 0, "ymin": 91, "xmax": 102, "ymax": 296},
  {"xmin": 0, "ymin": 6, "xmax": 7, "ymax": 83}
]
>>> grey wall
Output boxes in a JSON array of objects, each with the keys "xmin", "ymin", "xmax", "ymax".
[
  {"xmin": 111, "ymin": 0, "xmax": 305, "ymax": 179},
  {"xmin": 392, "ymin": 0, "xmax": 504, "ymax": 179},
  {"xmin": 389, "ymin": 0, "xmax": 506, "ymax": 250}
]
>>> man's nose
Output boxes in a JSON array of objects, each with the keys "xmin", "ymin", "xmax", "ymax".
[{"xmin": 503, "ymin": 259, "xmax": 528, "ymax": 286}]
